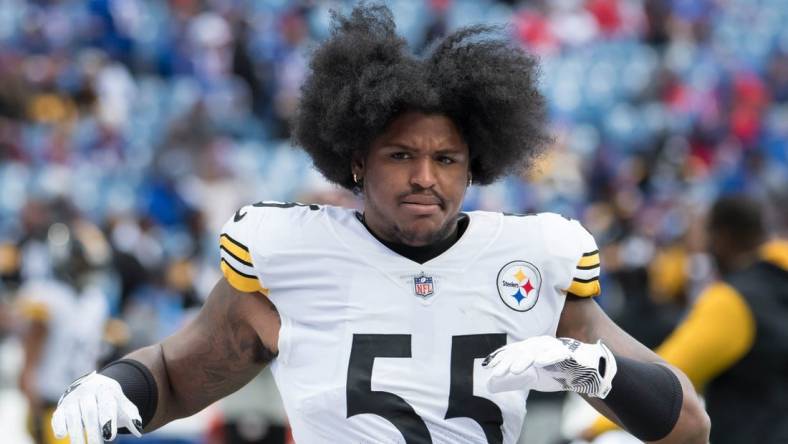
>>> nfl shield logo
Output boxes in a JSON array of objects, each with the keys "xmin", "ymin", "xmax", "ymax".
[{"xmin": 413, "ymin": 273, "xmax": 434, "ymax": 297}]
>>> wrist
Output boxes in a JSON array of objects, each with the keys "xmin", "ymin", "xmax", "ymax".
[
  {"xmin": 554, "ymin": 337, "xmax": 617, "ymax": 398},
  {"xmin": 99, "ymin": 359, "xmax": 158, "ymax": 429}
]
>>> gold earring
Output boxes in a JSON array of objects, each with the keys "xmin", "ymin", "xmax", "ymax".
[{"xmin": 353, "ymin": 173, "xmax": 359, "ymax": 184}]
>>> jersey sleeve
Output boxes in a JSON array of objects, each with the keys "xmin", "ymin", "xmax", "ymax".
[
  {"xmin": 537, "ymin": 213, "xmax": 601, "ymax": 298},
  {"xmin": 219, "ymin": 205, "xmax": 268, "ymax": 294},
  {"xmin": 655, "ymin": 281, "xmax": 755, "ymax": 391},
  {"xmin": 17, "ymin": 298, "xmax": 50, "ymax": 322},
  {"xmin": 565, "ymin": 221, "xmax": 601, "ymax": 298}
]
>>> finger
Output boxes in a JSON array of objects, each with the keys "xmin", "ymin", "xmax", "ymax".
[
  {"xmin": 533, "ymin": 347, "xmax": 571, "ymax": 367},
  {"xmin": 519, "ymin": 366, "xmax": 539, "ymax": 388},
  {"xmin": 65, "ymin": 403, "xmax": 86, "ymax": 444},
  {"xmin": 487, "ymin": 366, "xmax": 540, "ymax": 393},
  {"xmin": 486, "ymin": 371, "xmax": 524, "ymax": 393},
  {"xmin": 51, "ymin": 406, "xmax": 68, "ymax": 438},
  {"xmin": 492, "ymin": 353, "xmax": 515, "ymax": 377},
  {"xmin": 97, "ymin": 386, "xmax": 118, "ymax": 442},
  {"xmin": 510, "ymin": 355, "xmax": 535, "ymax": 374},
  {"xmin": 486, "ymin": 346, "xmax": 511, "ymax": 369},
  {"xmin": 482, "ymin": 345, "xmax": 507, "ymax": 367},
  {"xmin": 80, "ymin": 394, "xmax": 102, "ymax": 444},
  {"xmin": 119, "ymin": 397, "xmax": 143, "ymax": 437}
]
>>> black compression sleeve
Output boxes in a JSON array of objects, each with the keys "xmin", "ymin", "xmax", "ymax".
[
  {"xmin": 99, "ymin": 359, "xmax": 159, "ymax": 429},
  {"xmin": 602, "ymin": 357, "xmax": 683, "ymax": 441}
]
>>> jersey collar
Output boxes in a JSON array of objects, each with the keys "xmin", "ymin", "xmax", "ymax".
[
  {"xmin": 325, "ymin": 206, "xmax": 503, "ymax": 273},
  {"xmin": 354, "ymin": 211, "xmax": 470, "ymax": 264}
]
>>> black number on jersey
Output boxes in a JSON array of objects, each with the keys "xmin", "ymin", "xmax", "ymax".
[
  {"xmin": 446, "ymin": 334, "xmax": 507, "ymax": 443},
  {"xmin": 346, "ymin": 333, "xmax": 507, "ymax": 444},
  {"xmin": 347, "ymin": 334, "xmax": 431, "ymax": 443},
  {"xmin": 251, "ymin": 201, "xmax": 320, "ymax": 211}
]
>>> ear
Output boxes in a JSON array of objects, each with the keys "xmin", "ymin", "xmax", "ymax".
[{"xmin": 351, "ymin": 151, "xmax": 365, "ymax": 177}]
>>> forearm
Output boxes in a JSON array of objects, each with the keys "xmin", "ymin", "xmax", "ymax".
[
  {"xmin": 104, "ymin": 280, "xmax": 278, "ymax": 431},
  {"xmin": 559, "ymin": 296, "xmax": 709, "ymax": 443},
  {"xmin": 120, "ymin": 344, "xmax": 183, "ymax": 431},
  {"xmin": 118, "ymin": 345, "xmax": 262, "ymax": 431},
  {"xmin": 599, "ymin": 337, "xmax": 709, "ymax": 443},
  {"xmin": 583, "ymin": 359, "xmax": 708, "ymax": 443},
  {"xmin": 20, "ymin": 321, "xmax": 47, "ymax": 406},
  {"xmin": 648, "ymin": 363, "xmax": 709, "ymax": 444},
  {"xmin": 123, "ymin": 339, "xmax": 268, "ymax": 430}
]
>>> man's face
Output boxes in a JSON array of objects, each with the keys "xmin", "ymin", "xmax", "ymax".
[{"xmin": 355, "ymin": 112, "xmax": 471, "ymax": 246}]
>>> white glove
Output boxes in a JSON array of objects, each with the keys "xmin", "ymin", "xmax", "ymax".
[
  {"xmin": 482, "ymin": 336, "xmax": 617, "ymax": 398},
  {"xmin": 51, "ymin": 372, "xmax": 143, "ymax": 444}
]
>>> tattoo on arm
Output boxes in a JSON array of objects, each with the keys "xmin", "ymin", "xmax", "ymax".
[
  {"xmin": 140, "ymin": 280, "xmax": 280, "ymax": 423},
  {"xmin": 181, "ymin": 294, "xmax": 277, "ymax": 397}
]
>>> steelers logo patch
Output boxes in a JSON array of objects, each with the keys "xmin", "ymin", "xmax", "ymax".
[{"xmin": 496, "ymin": 260, "xmax": 541, "ymax": 312}]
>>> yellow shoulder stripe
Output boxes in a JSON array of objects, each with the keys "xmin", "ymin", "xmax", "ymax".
[
  {"xmin": 220, "ymin": 259, "xmax": 268, "ymax": 295},
  {"xmin": 577, "ymin": 250, "xmax": 600, "ymax": 268},
  {"xmin": 567, "ymin": 277, "xmax": 601, "ymax": 297},
  {"xmin": 220, "ymin": 234, "xmax": 252, "ymax": 264}
]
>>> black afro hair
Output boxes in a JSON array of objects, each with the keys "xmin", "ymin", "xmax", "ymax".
[{"xmin": 292, "ymin": 2, "xmax": 551, "ymax": 190}]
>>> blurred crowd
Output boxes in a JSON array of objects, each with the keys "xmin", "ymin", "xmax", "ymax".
[{"xmin": 1, "ymin": 0, "xmax": 787, "ymax": 443}]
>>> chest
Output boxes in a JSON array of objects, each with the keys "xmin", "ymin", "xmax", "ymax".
[{"xmin": 267, "ymin": 255, "xmax": 564, "ymax": 338}]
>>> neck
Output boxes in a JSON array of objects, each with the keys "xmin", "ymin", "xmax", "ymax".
[
  {"xmin": 356, "ymin": 212, "xmax": 469, "ymax": 264},
  {"xmin": 362, "ymin": 211, "xmax": 458, "ymax": 247}
]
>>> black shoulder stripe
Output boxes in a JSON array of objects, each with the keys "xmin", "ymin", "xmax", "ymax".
[
  {"xmin": 220, "ymin": 233, "xmax": 249, "ymax": 252},
  {"xmin": 576, "ymin": 263, "xmax": 601, "ymax": 270},
  {"xmin": 572, "ymin": 276, "xmax": 600, "ymax": 284},
  {"xmin": 220, "ymin": 245, "xmax": 253, "ymax": 267},
  {"xmin": 582, "ymin": 250, "xmax": 600, "ymax": 257},
  {"xmin": 220, "ymin": 258, "xmax": 257, "ymax": 279}
]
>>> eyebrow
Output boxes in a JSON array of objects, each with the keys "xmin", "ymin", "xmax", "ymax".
[{"xmin": 383, "ymin": 143, "xmax": 466, "ymax": 154}]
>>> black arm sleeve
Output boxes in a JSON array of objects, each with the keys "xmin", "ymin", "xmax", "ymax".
[
  {"xmin": 100, "ymin": 359, "xmax": 159, "ymax": 429},
  {"xmin": 602, "ymin": 356, "xmax": 683, "ymax": 441}
]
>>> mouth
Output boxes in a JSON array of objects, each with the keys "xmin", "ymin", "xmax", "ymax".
[{"xmin": 399, "ymin": 195, "xmax": 444, "ymax": 215}]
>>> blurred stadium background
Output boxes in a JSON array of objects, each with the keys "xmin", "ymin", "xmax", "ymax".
[{"xmin": 0, "ymin": 0, "xmax": 787, "ymax": 443}]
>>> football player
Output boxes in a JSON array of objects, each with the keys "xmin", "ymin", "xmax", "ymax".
[
  {"xmin": 52, "ymin": 4, "xmax": 709, "ymax": 444},
  {"xmin": 18, "ymin": 224, "xmax": 110, "ymax": 444}
]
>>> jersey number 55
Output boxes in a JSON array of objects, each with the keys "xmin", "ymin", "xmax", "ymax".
[{"xmin": 347, "ymin": 333, "xmax": 507, "ymax": 444}]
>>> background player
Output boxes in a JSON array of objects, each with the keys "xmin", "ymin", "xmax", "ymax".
[{"xmin": 17, "ymin": 224, "xmax": 110, "ymax": 444}]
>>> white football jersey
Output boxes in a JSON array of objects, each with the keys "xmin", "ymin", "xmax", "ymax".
[
  {"xmin": 17, "ymin": 279, "xmax": 109, "ymax": 402},
  {"xmin": 219, "ymin": 203, "xmax": 601, "ymax": 444}
]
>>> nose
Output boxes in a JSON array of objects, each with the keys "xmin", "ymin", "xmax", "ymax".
[{"xmin": 410, "ymin": 157, "xmax": 437, "ymax": 189}]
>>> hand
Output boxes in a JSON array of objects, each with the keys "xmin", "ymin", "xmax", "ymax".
[
  {"xmin": 51, "ymin": 372, "xmax": 143, "ymax": 444},
  {"xmin": 482, "ymin": 336, "xmax": 617, "ymax": 398}
]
